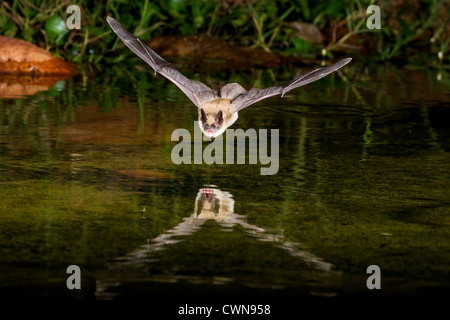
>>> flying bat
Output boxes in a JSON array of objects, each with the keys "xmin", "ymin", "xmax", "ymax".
[{"xmin": 107, "ymin": 17, "xmax": 351, "ymax": 138}]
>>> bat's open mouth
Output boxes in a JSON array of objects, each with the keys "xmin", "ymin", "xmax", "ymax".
[{"xmin": 206, "ymin": 129, "xmax": 215, "ymax": 137}]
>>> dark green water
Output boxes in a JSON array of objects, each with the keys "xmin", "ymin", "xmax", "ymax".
[{"xmin": 0, "ymin": 61, "xmax": 449, "ymax": 302}]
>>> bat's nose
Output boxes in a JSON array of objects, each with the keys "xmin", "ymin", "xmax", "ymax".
[{"xmin": 206, "ymin": 129, "xmax": 215, "ymax": 137}]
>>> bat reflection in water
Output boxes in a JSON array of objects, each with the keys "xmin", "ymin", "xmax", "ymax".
[
  {"xmin": 95, "ymin": 186, "xmax": 342, "ymax": 298},
  {"xmin": 107, "ymin": 17, "xmax": 352, "ymax": 138}
]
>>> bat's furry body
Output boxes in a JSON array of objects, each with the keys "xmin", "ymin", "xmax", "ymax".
[
  {"xmin": 107, "ymin": 17, "xmax": 351, "ymax": 138},
  {"xmin": 199, "ymin": 99, "xmax": 238, "ymax": 137}
]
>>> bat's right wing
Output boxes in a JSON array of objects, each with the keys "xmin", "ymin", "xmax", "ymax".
[
  {"xmin": 232, "ymin": 58, "xmax": 352, "ymax": 112},
  {"xmin": 107, "ymin": 17, "xmax": 216, "ymax": 107}
]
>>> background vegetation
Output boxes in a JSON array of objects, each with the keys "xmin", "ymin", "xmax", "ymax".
[{"xmin": 1, "ymin": 0, "xmax": 449, "ymax": 66}]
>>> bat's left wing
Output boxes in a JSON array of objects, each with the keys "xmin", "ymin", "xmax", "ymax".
[
  {"xmin": 232, "ymin": 58, "xmax": 352, "ymax": 112},
  {"xmin": 107, "ymin": 17, "xmax": 216, "ymax": 107}
]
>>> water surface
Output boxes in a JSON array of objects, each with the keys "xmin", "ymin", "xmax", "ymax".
[{"xmin": 0, "ymin": 61, "xmax": 449, "ymax": 301}]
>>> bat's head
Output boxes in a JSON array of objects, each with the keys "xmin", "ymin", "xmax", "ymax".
[
  {"xmin": 197, "ymin": 99, "xmax": 238, "ymax": 138},
  {"xmin": 199, "ymin": 108, "xmax": 224, "ymax": 138}
]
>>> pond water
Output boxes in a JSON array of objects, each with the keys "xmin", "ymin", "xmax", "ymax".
[{"xmin": 0, "ymin": 60, "xmax": 449, "ymax": 303}]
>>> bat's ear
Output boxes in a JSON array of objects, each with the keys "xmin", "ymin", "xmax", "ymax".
[
  {"xmin": 215, "ymin": 110, "xmax": 223, "ymax": 125},
  {"xmin": 200, "ymin": 108, "xmax": 207, "ymax": 123}
]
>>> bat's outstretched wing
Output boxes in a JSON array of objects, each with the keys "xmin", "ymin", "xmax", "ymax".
[
  {"xmin": 232, "ymin": 58, "xmax": 352, "ymax": 112},
  {"xmin": 107, "ymin": 17, "xmax": 216, "ymax": 107}
]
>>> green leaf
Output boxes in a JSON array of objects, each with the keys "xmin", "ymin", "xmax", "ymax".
[
  {"xmin": 299, "ymin": 0, "xmax": 310, "ymax": 20},
  {"xmin": 1, "ymin": 20, "xmax": 18, "ymax": 38},
  {"xmin": 292, "ymin": 37, "xmax": 315, "ymax": 53},
  {"xmin": 167, "ymin": 0, "xmax": 184, "ymax": 11},
  {"xmin": 180, "ymin": 25, "xmax": 195, "ymax": 36},
  {"xmin": 193, "ymin": 16, "xmax": 204, "ymax": 29},
  {"xmin": 231, "ymin": 16, "xmax": 249, "ymax": 28},
  {"xmin": 45, "ymin": 15, "xmax": 67, "ymax": 44}
]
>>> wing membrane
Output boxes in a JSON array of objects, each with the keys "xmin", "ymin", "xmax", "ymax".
[
  {"xmin": 232, "ymin": 58, "xmax": 352, "ymax": 112},
  {"xmin": 107, "ymin": 17, "xmax": 215, "ymax": 107}
]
